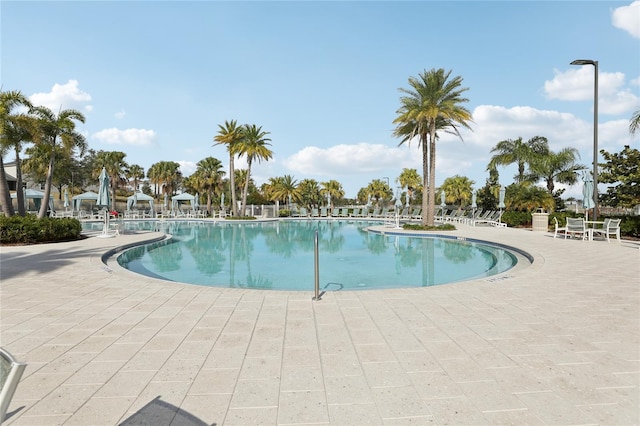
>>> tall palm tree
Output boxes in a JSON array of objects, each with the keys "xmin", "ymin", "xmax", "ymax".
[
  {"xmin": 488, "ymin": 136, "xmax": 548, "ymax": 183},
  {"xmin": 298, "ymin": 178, "xmax": 322, "ymax": 209},
  {"xmin": 0, "ymin": 90, "xmax": 33, "ymax": 216},
  {"xmin": 396, "ymin": 168, "xmax": 422, "ymax": 206},
  {"xmin": 393, "ymin": 68, "xmax": 473, "ymax": 226},
  {"xmin": 3, "ymin": 111, "xmax": 34, "ymax": 216},
  {"xmin": 235, "ymin": 124, "xmax": 272, "ymax": 214},
  {"xmin": 30, "ymin": 106, "xmax": 86, "ymax": 218},
  {"xmin": 526, "ymin": 147, "xmax": 584, "ymax": 193},
  {"xmin": 214, "ymin": 120, "xmax": 244, "ymax": 216},
  {"xmin": 320, "ymin": 179, "xmax": 344, "ymax": 209},
  {"xmin": 94, "ymin": 151, "xmax": 128, "ymax": 211},
  {"xmin": 147, "ymin": 160, "xmax": 182, "ymax": 201}
]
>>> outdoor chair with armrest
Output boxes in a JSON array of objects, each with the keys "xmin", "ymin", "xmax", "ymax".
[
  {"xmin": 0, "ymin": 348, "xmax": 27, "ymax": 424},
  {"xmin": 565, "ymin": 217, "xmax": 587, "ymax": 240},
  {"xmin": 553, "ymin": 217, "xmax": 568, "ymax": 238},
  {"xmin": 590, "ymin": 218, "xmax": 621, "ymax": 243}
]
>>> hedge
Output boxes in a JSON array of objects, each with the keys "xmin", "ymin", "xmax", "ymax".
[{"xmin": 0, "ymin": 215, "xmax": 82, "ymax": 245}]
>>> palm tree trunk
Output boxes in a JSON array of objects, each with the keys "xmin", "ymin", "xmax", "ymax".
[
  {"xmin": 421, "ymin": 134, "xmax": 429, "ymax": 227},
  {"xmin": 38, "ymin": 148, "xmax": 55, "ymax": 219},
  {"xmin": 0, "ymin": 156, "xmax": 15, "ymax": 216},
  {"xmin": 14, "ymin": 150, "xmax": 25, "ymax": 216},
  {"xmin": 229, "ymin": 154, "xmax": 237, "ymax": 216},
  {"xmin": 428, "ymin": 136, "xmax": 437, "ymax": 226},
  {"xmin": 241, "ymin": 160, "xmax": 251, "ymax": 216}
]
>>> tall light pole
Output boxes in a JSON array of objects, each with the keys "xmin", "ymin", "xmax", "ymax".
[{"xmin": 570, "ymin": 59, "xmax": 599, "ymax": 220}]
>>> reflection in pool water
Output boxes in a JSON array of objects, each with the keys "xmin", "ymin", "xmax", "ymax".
[{"xmin": 110, "ymin": 220, "xmax": 520, "ymax": 291}]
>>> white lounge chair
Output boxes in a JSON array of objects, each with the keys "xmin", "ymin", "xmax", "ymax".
[{"xmin": 0, "ymin": 348, "xmax": 27, "ymax": 423}]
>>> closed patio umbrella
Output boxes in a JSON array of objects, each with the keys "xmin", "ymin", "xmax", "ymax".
[
  {"xmin": 96, "ymin": 168, "xmax": 111, "ymax": 209},
  {"xmin": 194, "ymin": 193, "xmax": 199, "ymax": 210},
  {"xmin": 471, "ymin": 189, "xmax": 477, "ymax": 218},
  {"xmin": 582, "ymin": 172, "xmax": 595, "ymax": 221},
  {"xmin": 440, "ymin": 191, "xmax": 446, "ymax": 207},
  {"xmin": 63, "ymin": 188, "xmax": 69, "ymax": 210},
  {"xmin": 221, "ymin": 193, "xmax": 225, "ymax": 207}
]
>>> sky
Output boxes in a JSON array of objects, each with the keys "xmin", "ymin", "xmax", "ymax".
[{"xmin": 2, "ymin": 1, "xmax": 639, "ymax": 200}]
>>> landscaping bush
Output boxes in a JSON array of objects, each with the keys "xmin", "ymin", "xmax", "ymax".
[
  {"xmin": 0, "ymin": 215, "xmax": 82, "ymax": 245},
  {"xmin": 279, "ymin": 209, "xmax": 291, "ymax": 217},
  {"xmin": 402, "ymin": 223, "xmax": 456, "ymax": 231},
  {"xmin": 500, "ymin": 211, "xmax": 531, "ymax": 227}
]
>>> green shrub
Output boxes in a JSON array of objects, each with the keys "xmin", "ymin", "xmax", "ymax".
[
  {"xmin": 501, "ymin": 211, "xmax": 531, "ymax": 227},
  {"xmin": 225, "ymin": 216, "xmax": 257, "ymax": 221},
  {"xmin": 279, "ymin": 209, "xmax": 291, "ymax": 217},
  {"xmin": 402, "ymin": 223, "xmax": 456, "ymax": 231},
  {"xmin": 0, "ymin": 215, "xmax": 82, "ymax": 245}
]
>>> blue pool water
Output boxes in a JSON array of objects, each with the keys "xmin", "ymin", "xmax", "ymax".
[{"xmin": 92, "ymin": 220, "xmax": 522, "ymax": 291}]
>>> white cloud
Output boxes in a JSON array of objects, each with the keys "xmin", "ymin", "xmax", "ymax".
[
  {"xmin": 115, "ymin": 109, "xmax": 126, "ymax": 119},
  {"xmin": 282, "ymin": 143, "xmax": 414, "ymax": 177},
  {"xmin": 612, "ymin": 1, "xmax": 640, "ymax": 38},
  {"xmin": 29, "ymin": 80, "xmax": 93, "ymax": 113},
  {"xmin": 544, "ymin": 68, "xmax": 639, "ymax": 115},
  {"xmin": 92, "ymin": 128, "xmax": 156, "ymax": 146}
]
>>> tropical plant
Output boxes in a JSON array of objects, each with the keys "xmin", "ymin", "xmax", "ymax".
[
  {"xmin": 191, "ymin": 156, "xmax": 225, "ymax": 215},
  {"xmin": 0, "ymin": 90, "xmax": 33, "ymax": 217},
  {"xmin": 235, "ymin": 124, "xmax": 272, "ymax": 214},
  {"xmin": 126, "ymin": 164, "xmax": 145, "ymax": 193},
  {"xmin": 298, "ymin": 178, "xmax": 323, "ymax": 209},
  {"xmin": 147, "ymin": 161, "xmax": 182, "ymax": 199},
  {"xmin": 630, "ymin": 109, "xmax": 640, "ymax": 135},
  {"xmin": 396, "ymin": 168, "xmax": 422, "ymax": 206},
  {"xmin": 477, "ymin": 166, "xmax": 500, "ymax": 210},
  {"xmin": 439, "ymin": 175, "xmax": 475, "ymax": 209},
  {"xmin": 505, "ymin": 182, "xmax": 555, "ymax": 212},
  {"xmin": 393, "ymin": 68, "xmax": 473, "ymax": 226},
  {"xmin": 29, "ymin": 106, "xmax": 87, "ymax": 218},
  {"xmin": 598, "ymin": 145, "xmax": 640, "ymax": 208},
  {"xmin": 320, "ymin": 179, "xmax": 344, "ymax": 209},
  {"xmin": 525, "ymin": 147, "xmax": 584, "ymax": 193},
  {"xmin": 265, "ymin": 175, "xmax": 300, "ymax": 206},
  {"xmin": 365, "ymin": 179, "xmax": 392, "ymax": 206},
  {"xmin": 488, "ymin": 136, "xmax": 548, "ymax": 183},
  {"xmin": 214, "ymin": 120, "xmax": 244, "ymax": 216}
]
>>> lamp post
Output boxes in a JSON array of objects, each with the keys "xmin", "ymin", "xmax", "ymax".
[{"xmin": 570, "ymin": 59, "xmax": 598, "ymax": 220}]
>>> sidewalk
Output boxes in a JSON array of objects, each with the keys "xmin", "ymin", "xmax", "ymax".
[{"xmin": 1, "ymin": 224, "xmax": 638, "ymax": 425}]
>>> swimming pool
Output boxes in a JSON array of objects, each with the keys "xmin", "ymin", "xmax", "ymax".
[{"xmin": 101, "ymin": 220, "xmax": 526, "ymax": 291}]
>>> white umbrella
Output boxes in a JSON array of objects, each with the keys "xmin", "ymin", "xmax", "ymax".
[
  {"xmin": 164, "ymin": 194, "xmax": 168, "ymax": 209},
  {"xmin": 440, "ymin": 191, "xmax": 446, "ymax": 207},
  {"xmin": 63, "ymin": 188, "xmax": 69, "ymax": 210},
  {"xmin": 194, "ymin": 193, "xmax": 200, "ymax": 209},
  {"xmin": 96, "ymin": 168, "xmax": 110, "ymax": 209},
  {"xmin": 471, "ymin": 189, "xmax": 477, "ymax": 219},
  {"xmin": 221, "ymin": 192, "xmax": 225, "ymax": 207},
  {"xmin": 498, "ymin": 186, "xmax": 506, "ymax": 223},
  {"xmin": 327, "ymin": 193, "xmax": 331, "ymax": 208},
  {"xmin": 133, "ymin": 191, "xmax": 138, "ymax": 208},
  {"xmin": 582, "ymin": 172, "xmax": 595, "ymax": 221},
  {"xmin": 405, "ymin": 189, "xmax": 410, "ymax": 208}
]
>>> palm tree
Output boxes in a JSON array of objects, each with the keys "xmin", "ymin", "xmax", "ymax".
[
  {"xmin": 366, "ymin": 179, "xmax": 392, "ymax": 206},
  {"xmin": 147, "ymin": 161, "xmax": 182, "ymax": 201},
  {"xmin": 214, "ymin": 120, "xmax": 244, "ymax": 216},
  {"xmin": 94, "ymin": 151, "xmax": 128, "ymax": 211},
  {"xmin": 126, "ymin": 164, "xmax": 145, "ymax": 193},
  {"xmin": 393, "ymin": 68, "xmax": 473, "ymax": 226},
  {"xmin": 320, "ymin": 179, "xmax": 344, "ymax": 209},
  {"xmin": 0, "ymin": 90, "xmax": 33, "ymax": 216},
  {"xmin": 488, "ymin": 136, "xmax": 548, "ymax": 183},
  {"xmin": 526, "ymin": 147, "xmax": 584, "ymax": 193},
  {"xmin": 396, "ymin": 168, "xmax": 422, "ymax": 206},
  {"xmin": 439, "ymin": 175, "xmax": 475, "ymax": 209},
  {"xmin": 298, "ymin": 178, "xmax": 322, "ymax": 209},
  {"xmin": 235, "ymin": 124, "xmax": 272, "ymax": 215},
  {"xmin": 193, "ymin": 156, "xmax": 225, "ymax": 215},
  {"xmin": 29, "ymin": 106, "xmax": 86, "ymax": 218},
  {"xmin": 630, "ymin": 109, "xmax": 640, "ymax": 135}
]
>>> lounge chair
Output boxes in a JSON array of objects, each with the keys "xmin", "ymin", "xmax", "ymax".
[
  {"xmin": 410, "ymin": 208, "xmax": 422, "ymax": 220},
  {"xmin": 590, "ymin": 218, "xmax": 621, "ymax": 243},
  {"xmin": 370, "ymin": 207, "xmax": 381, "ymax": 217},
  {"xmin": 331, "ymin": 208, "xmax": 339, "ymax": 217},
  {"xmin": 299, "ymin": 207, "xmax": 308, "ymax": 217},
  {"xmin": 339, "ymin": 208, "xmax": 349, "ymax": 217},
  {"xmin": 565, "ymin": 217, "xmax": 587, "ymax": 240},
  {"xmin": 350, "ymin": 207, "xmax": 360, "ymax": 217},
  {"xmin": 553, "ymin": 217, "xmax": 567, "ymax": 238},
  {"xmin": 311, "ymin": 208, "xmax": 319, "ymax": 218},
  {"xmin": 0, "ymin": 348, "xmax": 27, "ymax": 424},
  {"xmin": 320, "ymin": 207, "xmax": 328, "ymax": 217}
]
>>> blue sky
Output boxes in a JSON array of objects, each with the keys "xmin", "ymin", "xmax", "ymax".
[{"xmin": 2, "ymin": 1, "xmax": 639, "ymax": 200}]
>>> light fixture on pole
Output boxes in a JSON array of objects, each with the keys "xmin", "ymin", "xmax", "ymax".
[{"xmin": 570, "ymin": 58, "xmax": 598, "ymax": 220}]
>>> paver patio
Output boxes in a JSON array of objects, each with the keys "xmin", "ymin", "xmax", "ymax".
[{"xmin": 1, "ymin": 222, "xmax": 638, "ymax": 425}]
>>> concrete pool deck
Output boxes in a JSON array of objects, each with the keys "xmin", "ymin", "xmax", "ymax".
[{"xmin": 1, "ymin": 222, "xmax": 638, "ymax": 425}]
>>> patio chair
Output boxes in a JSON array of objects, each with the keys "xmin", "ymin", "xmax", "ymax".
[
  {"xmin": 553, "ymin": 217, "xmax": 568, "ymax": 238},
  {"xmin": 590, "ymin": 218, "xmax": 621, "ymax": 243},
  {"xmin": 565, "ymin": 217, "xmax": 587, "ymax": 240},
  {"xmin": 0, "ymin": 348, "xmax": 27, "ymax": 424}
]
